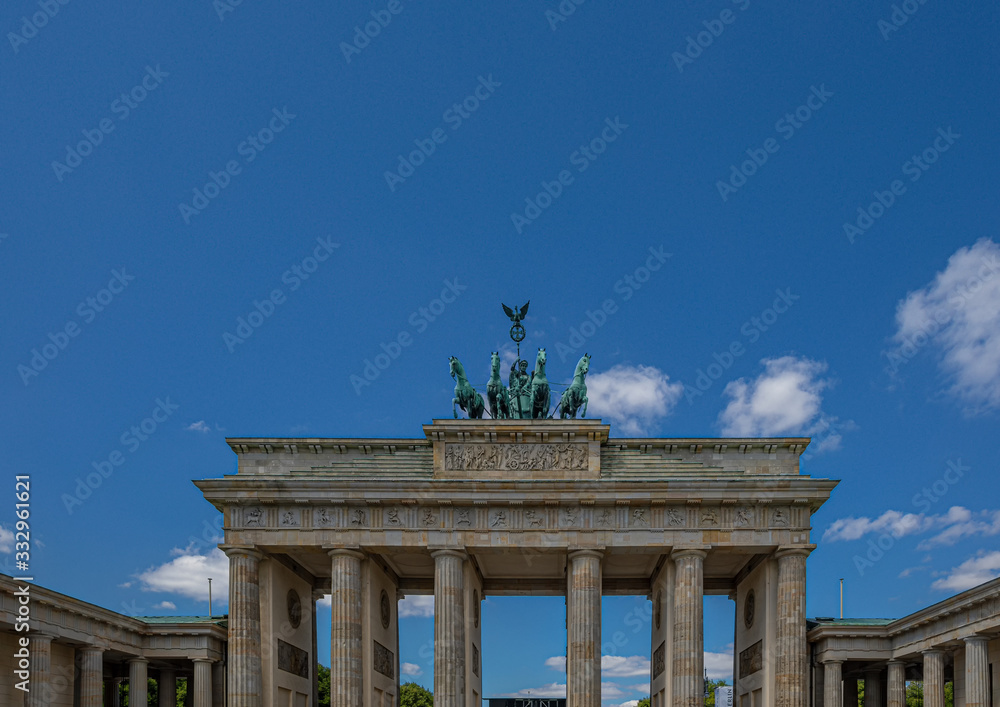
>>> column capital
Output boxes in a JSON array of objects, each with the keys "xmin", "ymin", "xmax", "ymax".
[
  {"xmin": 192, "ymin": 657, "xmax": 215, "ymax": 664},
  {"xmin": 670, "ymin": 547, "xmax": 709, "ymax": 561},
  {"xmin": 886, "ymin": 659, "xmax": 905, "ymax": 666},
  {"xmin": 963, "ymin": 634, "xmax": 990, "ymax": 645},
  {"xmin": 220, "ymin": 544, "xmax": 263, "ymax": 560},
  {"xmin": 923, "ymin": 648, "xmax": 945, "ymax": 656},
  {"xmin": 30, "ymin": 633, "xmax": 55, "ymax": 643},
  {"xmin": 327, "ymin": 547, "xmax": 365, "ymax": 560},
  {"xmin": 430, "ymin": 548, "xmax": 469, "ymax": 561},
  {"xmin": 774, "ymin": 545, "xmax": 815, "ymax": 559},
  {"xmin": 567, "ymin": 548, "xmax": 605, "ymax": 561},
  {"xmin": 822, "ymin": 659, "xmax": 844, "ymax": 665},
  {"xmin": 128, "ymin": 657, "xmax": 149, "ymax": 664},
  {"xmin": 80, "ymin": 645, "xmax": 106, "ymax": 655}
]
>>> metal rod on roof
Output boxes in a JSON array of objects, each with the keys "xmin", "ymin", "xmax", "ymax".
[
  {"xmin": 208, "ymin": 577, "xmax": 213, "ymax": 619},
  {"xmin": 839, "ymin": 578, "xmax": 844, "ymax": 619}
]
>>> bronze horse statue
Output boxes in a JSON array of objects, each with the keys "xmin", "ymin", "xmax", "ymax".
[
  {"xmin": 529, "ymin": 348, "xmax": 551, "ymax": 419},
  {"xmin": 450, "ymin": 356, "xmax": 484, "ymax": 419},
  {"xmin": 487, "ymin": 352, "xmax": 510, "ymax": 419},
  {"xmin": 556, "ymin": 353, "xmax": 590, "ymax": 418}
]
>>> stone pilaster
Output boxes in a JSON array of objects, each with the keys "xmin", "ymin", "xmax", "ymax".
[
  {"xmin": 432, "ymin": 549, "xmax": 467, "ymax": 707},
  {"xmin": 843, "ymin": 674, "xmax": 858, "ymax": 707},
  {"xmin": 886, "ymin": 661, "xmax": 905, "ymax": 707},
  {"xmin": 864, "ymin": 669, "xmax": 884, "ymax": 707},
  {"xmin": 329, "ymin": 549, "xmax": 365, "ymax": 707},
  {"xmin": 964, "ymin": 636, "xmax": 989, "ymax": 707},
  {"xmin": 78, "ymin": 646, "xmax": 104, "ymax": 707},
  {"xmin": 775, "ymin": 547, "xmax": 811, "ymax": 707},
  {"xmin": 567, "ymin": 549, "xmax": 603, "ymax": 707},
  {"xmin": 923, "ymin": 649, "xmax": 944, "ymax": 707},
  {"xmin": 212, "ymin": 662, "xmax": 226, "ymax": 707},
  {"xmin": 25, "ymin": 634, "xmax": 53, "ymax": 707},
  {"xmin": 224, "ymin": 545, "xmax": 264, "ymax": 707},
  {"xmin": 312, "ymin": 589, "xmax": 323, "ymax": 707},
  {"xmin": 671, "ymin": 548, "xmax": 707, "ymax": 707},
  {"xmin": 159, "ymin": 668, "xmax": 177, "ymax": 707},
  {"xmin": 129, "ymin": 659, "xmax": 149, "ymax": 707},
  {"xmin": 823, "ymin": 661, "xmax": 842, "ymax": 707}
]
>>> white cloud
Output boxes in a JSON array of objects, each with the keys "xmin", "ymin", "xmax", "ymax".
[
  {"xmin": 136, "ymin": 547, "xmax": 229, "ymax": 602},
  {"xmin": 587, "ymin": 364, "xmax": 684, "ymax": 435},
  {"xmin": 890, "ymin": 238, "xmax": 1000, "ymax": 412},
  {"xmin": 153, "ymin": 601, "xmax": 177, "ymax": 610},
  {"xmin": 718, "ymin": 356, "xmax": 836, "ymax": 439},
  {"xmin": 398, "ymin": 595, "xmax": 434, "ymax": 618},
  {"xmin": 500, "ymin": 682, "xmax": 628, "ymax": 700},
  {"xmin": 544, "ymin": 655, "xmax": 649, "ymax": 677},
  {"xmin": 186, "ymin": 420, "xmax": 211, "ymax": 433},
  {"xmin": 0, "ymin": 526, "xmax": 14, "ymax": 553},
  {"xmin": 705, "ymin": 645, "xmax": 734, "ymax": 680},
  {"xmin": 317, "ymin": 594, "xmax": 332, "ymax": 608},
  {"xmin": 931, "ymin": 550, "xmax": 1000, "ymax": 592},
  {"xmin": 401, "ymin": 662, "xmax": 423, "ymax": 677},
  {"xmin": 822, "ymin": 506, "xmax": 1000, "ymax": 548},
  {"xmin": 613, "ymin": 701, "xmax": 640, "ymax": 707}
]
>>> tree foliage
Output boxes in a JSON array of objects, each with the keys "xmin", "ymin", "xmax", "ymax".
[
  {"xmin": 400, "ymin": 681, "xmax": 434, "ymax": 707},
  {"xmin": 317, "ymin": 664, "xmax": 331, "ymax": 707}
]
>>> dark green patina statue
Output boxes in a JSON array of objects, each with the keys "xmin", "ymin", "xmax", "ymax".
[{"xmin": 448, "ymin": 302, "xmax": 593, "ymax": 420}]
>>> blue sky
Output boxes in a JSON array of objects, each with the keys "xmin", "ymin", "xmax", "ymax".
[{"xmin": 3, "ymin": 1, "xmax": 999, "ymax": 704}]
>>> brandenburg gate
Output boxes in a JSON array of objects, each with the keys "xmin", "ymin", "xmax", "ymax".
[{"xmin": 196, "ymin": 418, "xmax": 836, "ymax": 707}]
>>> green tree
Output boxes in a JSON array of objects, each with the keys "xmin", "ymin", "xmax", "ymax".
[
  {"xmin": 704, "ymin": 679, "xmax": 728, "ymax": 706},
  {"xmin": 906, "ymin": 681, "xmax": 924, "ymax": 707},
  {"xmin": 317, "ymin": 664, "xmax": 331, "ymax": 707},
  {"xmin": 636, "ymin": 699, "xmax": 651, "ymax": 707},
  {"xmin": 399, "ymin": 681, "xmax": 433, "ymax": 707}
]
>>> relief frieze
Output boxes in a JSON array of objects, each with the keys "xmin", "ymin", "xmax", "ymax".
[{"xmin": 444, "ymin": 443, "xmax": 588, "ymax": 472}]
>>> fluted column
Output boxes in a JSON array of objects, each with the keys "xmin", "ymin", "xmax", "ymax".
[
  {"xmin": 567, "ymin": 549, "xmax": 603, "ymax": 707},
  {"xmin": 843, "ymin": 674, "xmax": 858, "ymax": 707},
  {"xmin": 672, "ymin": 548, "xmax": 707, "ymax": 707},
  {"xmin": 24, "ymin": 634, "xmax": 53, "ymax": 707},
  {"xmin": 864, "ymin": 669, "xmax": 884, "ymax": 707},
  {"xmin": 923, "ymin": 649, "xmax": 944, "ymax": 707},
  {"xmin": 776, "ymin": 547, "xmax": 812, "ymax": 707},
  {"xmin": 192, "ymin": 659, "xmax": 213, "ymax": 707},
  {"xmin": 78, "ymin": 646, "xmax": 104, "ymax": 707},
  {"xmin": 159, "ymin": 669, "xmax": 177, "ymax": 707},
  {"xmin": 129, "ymin": 659, "xmax": 149, "ymax": 707},
  {"xmin": 964, "ymin": 636, "xmax": 989, "ymax": 707},
  {"xmin": 432, "ymin": 549, "xmax": 467, "ymax": 707},
  {"xmin": 329, "ymin": 549, "xmax": 365, "ymax": 707},
  {"xmin": 224, "ymin": 545, "xmax": 263, "ymax": 707},
  {"xmin": 886, "ymin": 661, "xmax": 905, "ymax": 707},
  {"xmin": 823, "ymin": 661, "xmax": 842, "ymax": 707}
]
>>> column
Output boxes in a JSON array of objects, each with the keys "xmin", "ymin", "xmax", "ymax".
[
  {"xmin": 78, "ymin": 646, "xmax": 104, "ymax": 707},
  {"xmin": 886, "ymin": 661, "xmax": 905, "ymax": 707},
  {"xmin": 330, "ymin": 549, "xmax": 365, "ymax": 707},
  {"xmin": 964, "ymin": 636, "xmax": 990, "ymax": 707},
  {"xmin": 823, "ymin": 661, "xmax": 842, "ymax": 707},
  {"xmin": 225, "ymin": 546, "xmax": 264, "ymax": 707},
  {"xmin": 567, "ymin": 549, "xmax": 603, "ymax": 707},
  {"xmin": 843, "ymin": 673, "xmax": 858, "ymax": 707},
  {"xmin": 25, "ymin": 634, "xmax": 53, "ymax": 707},
  {"xmin": 776, "ymin": 547, "xmax": 812, "ymax": 707},
  {"xmin": 432, "ymin": 549, "xmax": 467, "ymax": 707},
  {"xmin": 193, "ymin": 659, "xmax": 213, "ymax": 707},
  {"xmin": 159, "ymin": 669, "xmax": 177, "ymax": 707},
  {"xmin": 923, "ymin": 649, "xmax": 944, "ymax": 707},
  {"xmin": 671, "ymin": 548, "xmax": 707, "ymax": 707},
  {"xmin": 312, "ymin": 589, "xmax": 322, "ymax": 707},
  {"xmin": 863, "ymin": 669, "xmax": 884, "ymax": 707},
  {"xmin": 129, "ymin": 659, "xmax": 149, "ymax": 707}
]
